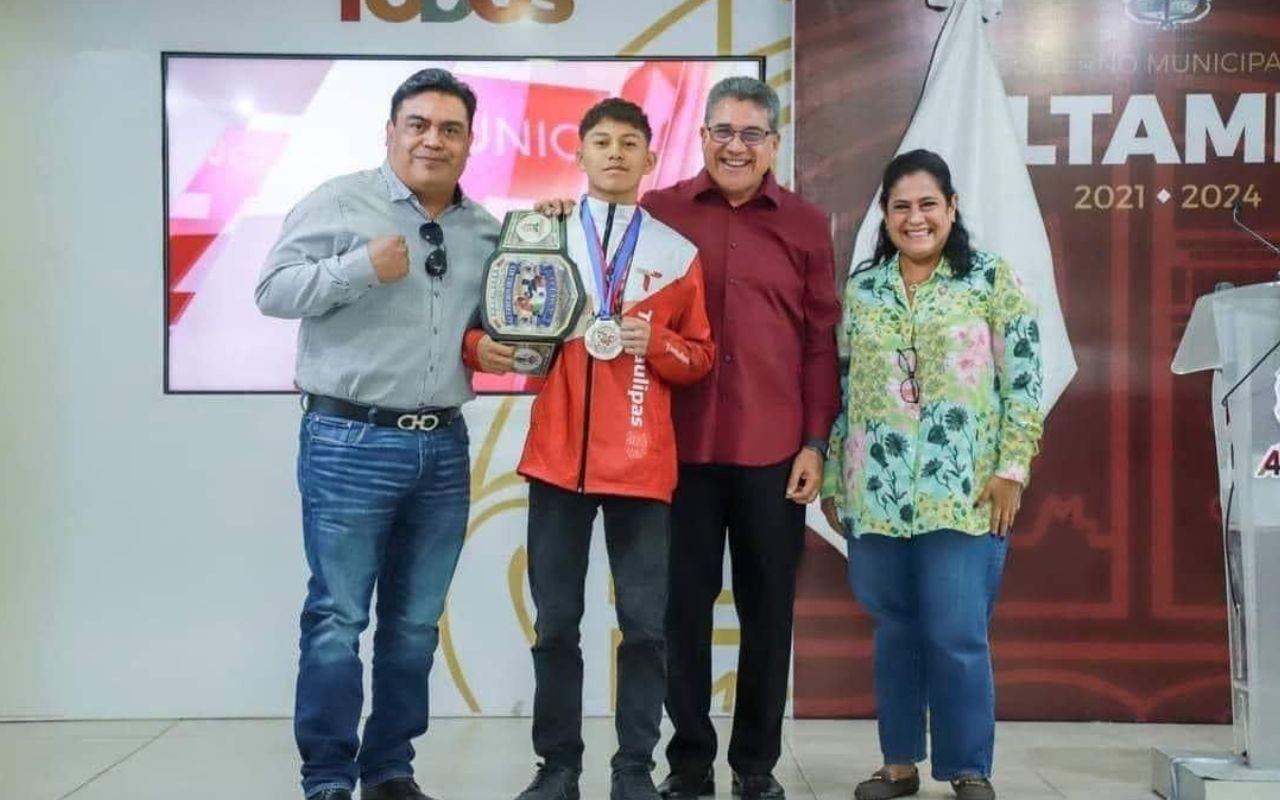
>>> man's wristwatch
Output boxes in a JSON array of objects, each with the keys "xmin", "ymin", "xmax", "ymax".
[{"xmin": 803, "ymin": 437, "xmax": 829, "ymax": 458}]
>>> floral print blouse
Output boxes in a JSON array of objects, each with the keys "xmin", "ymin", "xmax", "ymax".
[{"xmin": 820, "ymin": 250, "xmax": 1044, "ymax": 538}]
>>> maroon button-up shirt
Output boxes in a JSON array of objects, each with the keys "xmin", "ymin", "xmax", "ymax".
[{"xmin": 641, "ymin": 169, "xmax": 841, "ymax": 466}]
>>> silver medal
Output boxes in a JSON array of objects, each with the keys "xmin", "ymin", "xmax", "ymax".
[{"xmin": 584, "ymin": 317, "xmax": 623, "ymax": 361}]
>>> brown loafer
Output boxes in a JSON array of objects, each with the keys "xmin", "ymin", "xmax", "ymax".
[
  {"xmin": 949, "ymin": 775, "xmax": 994, "ymax": 800},
  {"xmin": 853, "ymin": 768, "xmax": 920, "ymax": 800}
]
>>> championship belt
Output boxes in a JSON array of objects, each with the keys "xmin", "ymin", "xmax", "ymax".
[{"xmin": 480, "ymin": 211, "xmax": 586, "ymax": 376}]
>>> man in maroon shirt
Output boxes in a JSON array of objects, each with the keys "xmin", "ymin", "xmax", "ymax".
[
  {"xmin": 648, "ymin": 76, "xmax": 839, "ymax": 800},
  {"xmin": 538, "ymin": 76, "xmax": 839, "ymax": 800}
]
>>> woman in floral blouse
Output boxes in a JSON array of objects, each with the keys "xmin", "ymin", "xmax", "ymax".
[{"xmin": 820, "ymin": 150, "xmax": 1044, "ymax": 800}]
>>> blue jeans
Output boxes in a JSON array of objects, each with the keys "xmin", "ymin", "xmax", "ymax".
[
  {"xmin": 294, "ymin": 412, "xmax": 470, "ymax": 798},
  {"xmin": 846, "ymin": 529, "xmax": 1007, "ymax": 781}
]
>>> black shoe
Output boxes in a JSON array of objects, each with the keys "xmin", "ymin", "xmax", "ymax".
[
  {"xmin": 611, "ymin": 768, "xmax": 660, "ymax": 800},
  {"xmin": 949, "ymin": 775, "xmax": 995, "ymax": 800},
  {"xmin": 732, "ymin": 772, "xmax": 786, "ymax": 800},
  {"xmin": 310, "ymin": 790, "xmax": 353, "ymax": 800},
  {"xmin": 515, "ymin": 763, "xmax": 582, "ymax": 800},
  {"xmin": 362, "ymin": 777, "xmax": 432, "ymax": 800},
  {"xmin": 657, "ymin": 768, "xmax": 715, "ymax": 799},
  {"xmin": 854, "ymin": 768, "xmax": 920, "ymax": 800}
]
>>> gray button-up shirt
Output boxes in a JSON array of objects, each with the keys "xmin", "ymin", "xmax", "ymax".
[{"xmin": 256, "ymin": 162, "xmax": 500, "ymax": 410}]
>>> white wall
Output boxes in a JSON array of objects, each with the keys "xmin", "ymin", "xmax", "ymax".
[{"xmin": 0, "ymin": 0, "xmax": 794, "ymax": 719}]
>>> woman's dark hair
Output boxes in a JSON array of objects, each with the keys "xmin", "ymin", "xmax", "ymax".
[{"xmin": 861, "ymin": 149, "xmax": 974, "ymax": 279}]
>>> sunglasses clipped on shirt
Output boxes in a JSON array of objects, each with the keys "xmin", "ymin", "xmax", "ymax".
[
  {"xmin": 705, "ymin": 124, "xmax": 774, "ymax": 147},
  {"xmin": 419, "ymin": 221, "xmax": 448, "ymax": 277},
  {"xmin": 897, "ymin": 347, "xmax": 921, "ymax": 405}
]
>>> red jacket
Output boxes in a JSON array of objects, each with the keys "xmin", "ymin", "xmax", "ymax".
[{"xmin": 465, "ymin": 200, "xmax": 714, "ymax": 502}]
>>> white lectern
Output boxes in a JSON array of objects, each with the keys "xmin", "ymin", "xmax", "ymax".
[{"xmin": 1156, "ymin": 280, "xmax": 1280, "ymax": 799}]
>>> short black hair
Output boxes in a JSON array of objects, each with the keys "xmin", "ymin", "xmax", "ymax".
[
  {"xmin": 578, "ymin": 98, "xmax": 652, "ymax": 144},
  {"xmin": 390, "ymin": 68, "xmax": 477, "ymax": 128}
]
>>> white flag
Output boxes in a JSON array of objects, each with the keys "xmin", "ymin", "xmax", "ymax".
[{"xmin": 850, "ymin": 0, "xmax": 1076, "ymax": 412}]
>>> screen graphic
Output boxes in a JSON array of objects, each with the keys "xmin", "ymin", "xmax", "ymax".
[{"xmin": 164, "ymin": 56, "xmax": 761, "ymax": 394}]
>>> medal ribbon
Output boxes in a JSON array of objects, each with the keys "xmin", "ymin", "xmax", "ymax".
[{"xmin": 580, "ymin": 198, "xmax": 643, "ymax": 318}]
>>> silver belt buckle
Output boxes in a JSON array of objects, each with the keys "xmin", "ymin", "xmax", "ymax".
[{"xmin": 397, "ymin": 412, "xmax": 440, "ymax": 431}]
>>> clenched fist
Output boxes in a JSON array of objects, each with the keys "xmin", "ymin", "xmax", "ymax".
[{"xmin": 367, "ymin": 235, "xmax": 410, "ymax": 284}]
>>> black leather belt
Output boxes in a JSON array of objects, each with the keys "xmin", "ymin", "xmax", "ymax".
[{"xmin": 305, "ymin": 394, "xmax": 462, "ymax": 432}]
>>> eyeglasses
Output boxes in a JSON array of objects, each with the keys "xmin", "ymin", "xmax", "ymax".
[
  {"xmin": 897, "ymin": 347, "xmax": 920, "ymax": 405},
  {"xmin": 419, "ymin": 221, "xmax": 448, "ymax": 277},
  {"xmin": 705, "ymin": 124, "xmax": 773, "ymax": 146}
]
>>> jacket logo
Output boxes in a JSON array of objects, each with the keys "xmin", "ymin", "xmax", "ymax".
[
  {"xmin": 637, "ymin": 268, "xmax": 663, "ymax": 293},
  {"xmin": 628, "ymin": 310, "xmax": 654, "ymax": 429}
]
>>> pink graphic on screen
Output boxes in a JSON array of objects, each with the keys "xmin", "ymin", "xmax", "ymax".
[{"xmin": 165, "ymin": 57, "xmax": 758, "ymax": 394}]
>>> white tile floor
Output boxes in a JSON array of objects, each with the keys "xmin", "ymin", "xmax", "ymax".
[{"xmin": 0, "ymin": 717, "xmax": 1232, "ymax": 800}]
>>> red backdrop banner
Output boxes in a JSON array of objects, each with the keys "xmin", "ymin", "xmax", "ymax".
[{"xmin": 793, "ymin": 0, "xmax": 1280, "ymax": 722}]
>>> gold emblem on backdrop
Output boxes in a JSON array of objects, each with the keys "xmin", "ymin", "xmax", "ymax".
[
  {"xmin": 608, "ymin": 585, "xmax": 742, "ymax": 713},
  {"xmin": 1123, "ymin": 0, "xmax": 1211, "ymax": 29}
]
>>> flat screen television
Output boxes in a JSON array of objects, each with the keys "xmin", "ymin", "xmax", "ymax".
[{"xmin": 163, "ymin": 54, "xmax": 763, "ymax": 394}]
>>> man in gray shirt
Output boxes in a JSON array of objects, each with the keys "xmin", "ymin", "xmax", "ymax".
[{"xmin": 257, "ymin": 68, "xmax": 504, "ymax": 800}]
